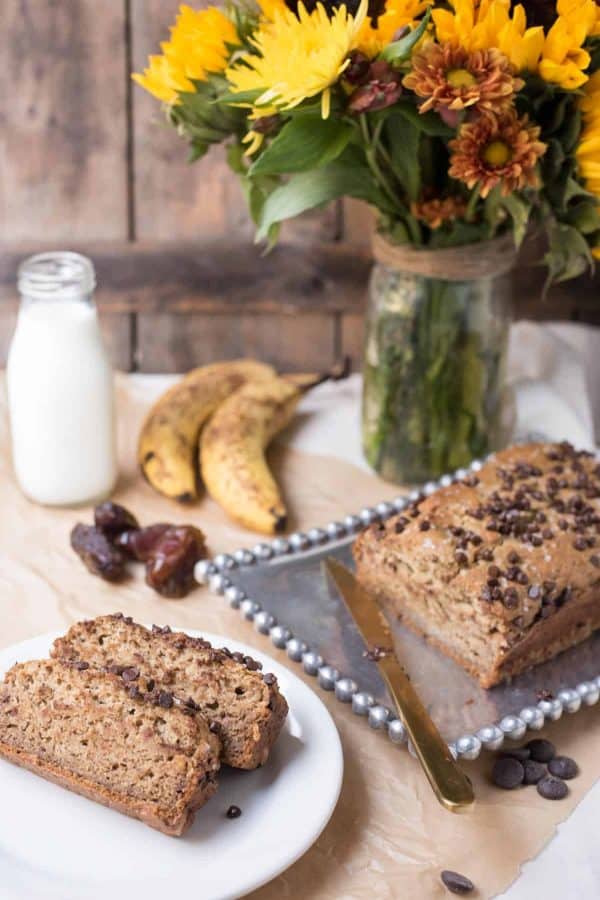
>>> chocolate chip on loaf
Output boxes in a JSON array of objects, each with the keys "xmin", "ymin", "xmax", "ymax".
[{"xmin": 353, "ymin": 442, "xmax": 600, "ymax": 688}]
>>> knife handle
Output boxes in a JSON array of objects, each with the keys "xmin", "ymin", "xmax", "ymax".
[{"xmin": 379, "ymin": 656, "xmax": 474, "ymax": 812}]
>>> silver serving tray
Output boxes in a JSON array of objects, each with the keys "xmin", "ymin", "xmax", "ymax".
[{"xmin": 195, "ymin": 461, "xmax": 600, "ymax": 760}]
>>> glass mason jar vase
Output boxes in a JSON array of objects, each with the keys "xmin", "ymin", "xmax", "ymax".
[{"xmin": 362, "ymin": 234, "xmax": 516, "ymax": 485}]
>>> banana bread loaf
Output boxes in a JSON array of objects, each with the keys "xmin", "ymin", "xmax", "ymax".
[
  {"xmin": 0, "ymin": 659, "xmax": 221, "ymax": 835},
  {"xmin": 52, "ymin": 614, "xmax": 288, "ymax": 769},
  {"xmin": 353, "ymin": 442, "xmax": 600, "ymax": 688}
]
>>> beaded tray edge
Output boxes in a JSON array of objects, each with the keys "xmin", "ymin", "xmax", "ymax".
[{"xmin": 194, "ymin": 456, "xmax": 600, "ymax": 762}]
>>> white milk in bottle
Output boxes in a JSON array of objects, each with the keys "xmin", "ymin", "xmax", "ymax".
[{"xmin": 7, "ymin": 252, "xmax": 117, "ymax": 506}]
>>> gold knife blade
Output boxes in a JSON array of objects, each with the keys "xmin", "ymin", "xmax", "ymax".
[{"xmin": 324, "ymin": 558, "xmax": 474, "ymax": 813}]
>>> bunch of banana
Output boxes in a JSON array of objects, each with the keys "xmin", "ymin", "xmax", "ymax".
[
  {"xmin": 200, "ymin": 377, "xmax": 301, "ymax": 534},
  {"xmin": 137, "ymin": 359, "xmax": 275, "ymax": 502}
]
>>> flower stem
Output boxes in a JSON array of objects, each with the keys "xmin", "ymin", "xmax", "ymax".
[
  {"xmin": 359, "ymin": 114, "xmax": 402, "ymax": 213},
  {"xmin": 465, "ymin": 184, "xmax": 481, "ymax": 222}
]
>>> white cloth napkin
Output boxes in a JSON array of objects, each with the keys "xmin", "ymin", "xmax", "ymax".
[{"xmin": 288, "ymin": 321, "xmax": 599, "ymax": 467}]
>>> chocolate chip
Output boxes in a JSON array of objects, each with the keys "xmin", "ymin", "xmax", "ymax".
[
  {"xmin": 488, "ymin": 565, "xmax": 501, "ymax": 578},
  {"xmin": 501, "ymin": 747, "xmax": 530, "ymax": 762},
  {"xmin": 537, "ymin": 775, "xmax": 568, "ymax": 800},
  {"xmin": 536, "ymin": 688, "xmax": 554, "ymax": 701},
  {"xmin": 226, "ymin": 804, "xmax": 242, "ymax": 819},
  {"xmin": 492, "ymin": 757, "xmax": 524, "ymax": 789},
  {"xmin": 121, "ymin": 666, "xmax": 139, "ymax": 682},
  {"xmin": 507, "ymin": 551, "xmax": 521, "ymax": 564},
  {"xmin": 146, "ymin": 678, "xmax": 155, "ymax": 692},
  {"xmin": 73, "ymin": 660, "xmax": 90, "ymax": 670},
  {"xmin": 548, "ymin": 756, "xmax": 579, "ymax": 779},
  {"xmin": 263, "ymin": 673, "xmax": 277, "ymax": 685},
  {"xmin": 440, "ymin": 870, "xmax": 475, "ymax": 895},
  {"xmin": 244, "ymin": 655, "xmax": 262, "ymax": 671},
  {"xmin": 558, "ymin": 519, "xmax": 569, "ymax": 530},
  {"xmin": 477, "ymin": 547, "xmax": 494, "ymax": 561},
  {"xmin": 185, "ymin": 697, "xmax": 200, "ymax": 711},
  {"xmin": 531, "ymin": 534, "xmax": 543, "ymax": 547},
  {"xmin": 128, "ymin": 686, "xmax": 141, "ymax": 700},
  {"xmin": 526, "ymin": 738, "xmax": 555, "ymax": 762},
  {"xmin": 419, "ymin": 520, "xmax": 430, "ymax": 531},
  {"xmin": 158, "ymin": 691, "xmax": 173, "ymax": 709},
  {"xmin": 523, "ymin": 760, "xmax": 547, "ymax": 785},
  {"xmin": 209, "ymin": 721, "xmax": 220, "ymax": 734},
  {"xmin": 542, "ymin": 529, "xmax": 554, "ymax": 540},
  {"xmin": 503, "ymin": 588, "xmax": 519, "ymax": 608},
  {"xmin": 455, "ymin": 550, "xmax": 468, "ymax": 566},
  {"xmin": 573, "ymin": 537, "xmax": 588, "ymax": 551}
]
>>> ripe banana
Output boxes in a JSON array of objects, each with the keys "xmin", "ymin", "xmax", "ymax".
[
  {"xmin": 138, "ymin": 359, "xmax": 276, "ymax": 502},
  {"xmin": 199, "ymin": 376, "xmax": 301, "ymax": 534}
]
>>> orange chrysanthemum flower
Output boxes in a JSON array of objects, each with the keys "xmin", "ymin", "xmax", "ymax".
[
  {"xmin": 448, "ymin": 110, "xmax": 546, "ymax": 197},
  {"xmin": 411, "ymin": 195, "xmax": 469, "ymax": 228},
  {"xmin": 403, "ymin": 43, "xmax": 523, "ymax": 117}
]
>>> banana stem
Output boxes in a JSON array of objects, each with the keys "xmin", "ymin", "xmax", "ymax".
[{"xmin": 282, "ymin": 356, "xmax": 351, "ymax": 392}]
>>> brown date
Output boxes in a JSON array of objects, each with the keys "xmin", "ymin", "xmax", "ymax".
[
  {"xmin": 94, "ymin": 502, "xmax": 139, "ymax": 536},
  {"xmin": 116, "ymin": 523, "xmax": 171, "ymax": 561},
  {"xmin": 70, "ymin": 524, "xmax": 127, "ymax": 582},
  {"xmin": 145, "ymin": 525, "xmax": 207, "ymax": 598}
]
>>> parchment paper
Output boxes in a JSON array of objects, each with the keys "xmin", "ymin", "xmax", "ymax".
[{"xmin": 0, "ymin": 373, "xmax": 598, "ymax": 900}]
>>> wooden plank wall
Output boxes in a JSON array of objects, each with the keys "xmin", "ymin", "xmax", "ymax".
[{"xmin": 1, "ymin": 0, "xmax": 598, "ymax": 374}]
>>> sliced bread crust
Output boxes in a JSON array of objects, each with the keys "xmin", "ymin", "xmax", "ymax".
[
  {"xmin": 52, "ymin": 614, "xmax": 288, "ymax": 769},
  {"xmin": 0, "ymin": 659, "xmax": 221, "ymax": 835}
]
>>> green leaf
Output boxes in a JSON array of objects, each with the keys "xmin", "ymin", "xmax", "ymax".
[
  {"xmin": 566, "ymin": 200, "xmax": 600, "ymax": 234},
  {"xmin": 188, "ymin": 141, "xmax": 208, "ymax": 163},
  {"xmin": 500, "ymin": 194, "xmax": 530, "ymax": 247},
  {"xmin": 383, "ymin": 112, "xmax": 421, "ymax": 202},
  {"xmin": 428, "ymin": 221, "xmax": 489, "ymax": 249},
  {"xmin": 226, "ymin": 142, "xmax": 248, "ymax": 175},
  {"xmin": 379, "ymin": 8, "xmax": 431, "ymax": 63},
  {"xmin": 544, "ymin": 220, "xmax": 593, "ymax": 286},
  {"xmin": 255, "ymin": 159, "xmax": 389, "ymax": 240},
  {"xmin": 250, "ymin": 115, "xmax": 353, "ymax": 176},
  {"xmin": 218, "ymin": 88, "xmax": 265, "ymax": 105},
  {"xmin": 392, "ymin": 100, "xmax": 453, "ymax": 137}
]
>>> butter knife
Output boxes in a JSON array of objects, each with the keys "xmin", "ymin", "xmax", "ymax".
[{"xmin": 324, "ymin": 558, "xmax": 474, "ymax": 813}]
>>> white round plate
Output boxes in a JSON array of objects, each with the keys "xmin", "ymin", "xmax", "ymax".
[{"xmin": 0, "ymin": 630, "xmax": 343, "ymax": 900}]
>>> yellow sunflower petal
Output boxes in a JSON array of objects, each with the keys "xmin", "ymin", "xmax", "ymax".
[{"xmin": 226, "ymin": 0, "xmax": 368, "ymax": 112}]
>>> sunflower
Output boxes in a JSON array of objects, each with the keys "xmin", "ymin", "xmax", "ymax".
[
  {"xmin": 356, "ymin": 0, "xmax": 429, "ymax": 57},
  {"xmin": 412, "ymin": 195, "xmax": 468, "ymax": 228},
  {"xmin": 132, "ymin": 4, "xmax": 239, "ymax": 103},
  {"xmin": 537, "ymin": 0, "xmax": 595, "ymax": 90},
  {"xmin": 432, "ymin": 0, "xmax": 596, "ymax": 88},
  {"xmin": 226, "ymin": 0, "xmax": 368, "ymax": 118},
  {"xmin": 403, "ymin": 44, "xmax": 523, "ymax": 117},
  {"xmin": 576, "ymin": 72, "xmax": 600, "ymax": 260},
  {"xmin": 449, "ymin": 110, "xmax": 546, "ymax": 197},
  {"xmin": 132, "ymin": 55, "xmax": 195, "ymax": 104},
  {"xmin": 432, "ymin": 0, "xmax": 545, "ymax": 70},
  {"xmin": 163, "ymin": 5, "xmax": 239, "ymax": 80}
]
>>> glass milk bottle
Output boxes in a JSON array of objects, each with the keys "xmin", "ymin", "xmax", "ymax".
[{"xmin": 7, "ymin": 252, "xmax": 117, "ymax": 506}]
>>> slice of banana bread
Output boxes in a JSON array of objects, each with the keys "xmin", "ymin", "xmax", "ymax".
[
  {"xmin": 353, "ymin": 442, "xmax": 600, "ymax": 688},
  {"xmin": 52, "ymin": 615, "xmax": 288, "ymax": 769},
  {"xmin": 0, "ymin": 659, "xmax": 221, "ymax": 835}
]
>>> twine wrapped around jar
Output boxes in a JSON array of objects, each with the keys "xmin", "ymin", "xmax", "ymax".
[{"xmin": 372, "ymin": 231, "xmax": 518, "ymax": 281}]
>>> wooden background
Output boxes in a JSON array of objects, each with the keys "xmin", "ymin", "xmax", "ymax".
[{"xmin": 1, "ymin": 0, "xmax": 598, "ymax": 373}]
